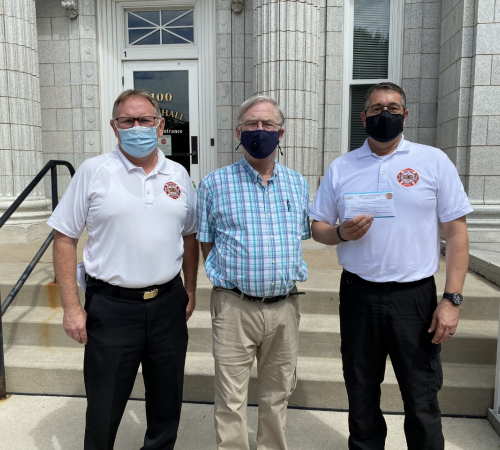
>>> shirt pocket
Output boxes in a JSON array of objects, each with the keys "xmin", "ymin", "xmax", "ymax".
[{"xmin": 276, "ymin": 201, "xmax": 303, "ymax": 238}]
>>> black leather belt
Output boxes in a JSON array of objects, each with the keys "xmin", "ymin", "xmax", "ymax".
[
  {"xmin": 230, "ymin": 287, "xmax": 305, "ymax": 304},
  {"xmin": 343, "ymin": 270, "xmax": 431, "ymax": 290},
  {"xmin": 86, "ymin": 273, "xmax": 180, "ymax": 300}
]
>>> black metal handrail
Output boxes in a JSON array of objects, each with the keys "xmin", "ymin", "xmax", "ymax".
[{"xmin": 0, "ymin": 160, "xmax": 75, "ymax": 399}]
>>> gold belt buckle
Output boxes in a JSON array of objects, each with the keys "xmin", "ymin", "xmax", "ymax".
[{"xmin": 143, "ymin": 289, "xmax": 158, "ymax": 300}]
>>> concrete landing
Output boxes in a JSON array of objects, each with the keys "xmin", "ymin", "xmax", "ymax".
[{"xmin": 1, "ymin": 395, "xmax": 500, "ymax": 450}]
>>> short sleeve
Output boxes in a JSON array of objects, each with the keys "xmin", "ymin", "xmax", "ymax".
[
  {"xmin": 436, "ymin": 156, "xmax": 473, "ymax": 223},
  {"xmin": 47, "ymin": 161, "xmax": 93, "ymax": 238},
  {"xmin": 196, "ymin": 176, "xmax": 215, "ymax": 242},
  {"xmin": 308, "ymin": 162, "xmax": 339, "ymax": 225},
  {"xmin": 182, "ymin": 174, "xmax": 198, "ymax": 236}
]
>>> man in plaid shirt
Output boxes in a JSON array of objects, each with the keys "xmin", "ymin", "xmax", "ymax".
[{"xmin": 197, "ymin": 95, "xmax": 311, "ymax": 450}]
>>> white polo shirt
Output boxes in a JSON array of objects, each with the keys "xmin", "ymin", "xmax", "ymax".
[
  {"xmin": 309, "ymin": 137, "xmax": 473, "ymax": 283},
  {"xmin": 48, "ymin": 147, "xmax": 197, "ymax": 288}
]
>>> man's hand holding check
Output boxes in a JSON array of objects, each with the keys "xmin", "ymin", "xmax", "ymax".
[{"xmin": 339, "ymin": 214, "xmax": 374, "ymax": 241}]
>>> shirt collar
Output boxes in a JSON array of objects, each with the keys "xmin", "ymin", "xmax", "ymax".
[
  {"xmin": 115, "ymin": 146, "xmax": 170, "ymax": 175},
  {"xmin": 357, "ymin": 135, "xmax": 410, "ymax": 158},
  {"xmin": 240, "ymin": 156, "xmax": 279, "ymax": 183}
]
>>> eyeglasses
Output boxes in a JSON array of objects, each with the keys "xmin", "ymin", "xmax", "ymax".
[
  {"xmin": 239, "ymin": 120, "xmax": 280, "ymax": 132},
  {"xmin": 365, "ymin": 104, "xmax": 404, "ymax": 115},
  {"xmin": 115, "ymin": 116, "xmax": 159, "ymax": 129}
]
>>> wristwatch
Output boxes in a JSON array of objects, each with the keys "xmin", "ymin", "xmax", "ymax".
[{"xmin": 443, "ymin": 293, "xmax": 463, "ymax": 306}]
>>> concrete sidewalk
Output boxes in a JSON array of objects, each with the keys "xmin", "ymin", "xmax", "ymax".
[{"xmin": 1, "ymin": 395, "xmax": 500, "ymax": 450}]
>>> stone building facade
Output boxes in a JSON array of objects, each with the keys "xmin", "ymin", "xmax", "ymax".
[{"xmin": 0, "ymin": 0, "xmax": 499, "ymax": 243}]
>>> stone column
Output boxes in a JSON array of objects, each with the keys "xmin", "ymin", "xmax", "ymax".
[
  {"xmin": 0, "ymin": 0, "xmax": 51, "ymax": 243},
  {"xmin": 253, "ymin": 0, "xmax": 321, "ymax": 194},
  {"xmin": 437, "ymin": 0, "xmax": 500, "ymax": 243}
]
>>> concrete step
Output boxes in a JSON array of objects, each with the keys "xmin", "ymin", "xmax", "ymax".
[
  {"xmin": 4, "ymin": 346, "xmax": 494, "ymax": 417},
  {"xmin": 3, "ymin": 307, "xmax": 498, "ymax": 365},
  {"xmin": 2, "ymin": 263, "xmax": 500, "ymax": 320}
]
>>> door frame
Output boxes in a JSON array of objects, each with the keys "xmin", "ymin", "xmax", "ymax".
[
  {"xmin": 123, "ymin": 60, "xmax": 200, "ymax": 184},
  {"xmin": 96, "ymin": 0, "xmax": 217, "ymax": 180}
]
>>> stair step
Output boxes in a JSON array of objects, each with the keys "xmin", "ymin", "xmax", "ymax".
[
  {"xmin": 4, "ymin": 346, "xmax": 494, "ymax": 416},
  {"xmin": 1, "ymin": 264, "xmax": 499, "ymax": 320},
  {"xmin": 3, "ymin": 307, "xmax": 498, "ymax": 364}
]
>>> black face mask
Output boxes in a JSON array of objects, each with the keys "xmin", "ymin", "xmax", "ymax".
[{"xmin": 365, "ymin": 110, "xmax": 404, "ymax": 142}]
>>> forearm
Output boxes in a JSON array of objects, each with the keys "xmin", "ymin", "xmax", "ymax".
[
  {"xmin": 443, "ymin": 226, "xmax": 469, "ymax": 294},
  {"xmin": 53, "ymin": 231, "xmax": 80, "ymax": 309},
  {"xmin": 182, "ymin": 233, "xmax": 199, "ymax": 294},
  {"xmin": 200, "ymin": 241, "xmax": 214, "ymax": 261},
  {"xmin": 311, "ymin": 220, "xmax": 342, "ymax": 245}
]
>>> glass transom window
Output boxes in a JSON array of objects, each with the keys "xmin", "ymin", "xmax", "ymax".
[{"xmin": 127, "ymin": 10, "xmax": 194, "ymax": 46}]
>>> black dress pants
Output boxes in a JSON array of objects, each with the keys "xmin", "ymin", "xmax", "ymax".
[
  {"xmin": 339, "ymin": 270, "xmax": 444, "ymax": 450},
  {"xmin": 83, "ymin": 276, "xmax": 189, "ymax": 450}
]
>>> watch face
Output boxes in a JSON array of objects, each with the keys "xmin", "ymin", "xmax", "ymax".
[{"xmin": 444, "ymin": 293, "xmax": 463, "ymax": 305}]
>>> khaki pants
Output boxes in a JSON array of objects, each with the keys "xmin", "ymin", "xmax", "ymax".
[{"xmin": 211, "ymin": 287, "xmax": 300, "ymax": 450}]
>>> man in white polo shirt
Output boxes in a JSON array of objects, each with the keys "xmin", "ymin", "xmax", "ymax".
[
  {"xmin": 309, "ymin": 82, "xmax": 472, "ymax": 450},
  {"xmin": 48, "ymin": 89, "xmax": 198, "ymax": 450}
]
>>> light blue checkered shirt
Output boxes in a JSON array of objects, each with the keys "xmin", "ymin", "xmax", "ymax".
[{"xmin": 197, "ymin": 157, "xmax": 311, "ymax": 297}]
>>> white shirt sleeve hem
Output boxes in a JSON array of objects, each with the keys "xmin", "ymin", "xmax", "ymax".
[
  {"xmin": 439, "ymin": 205, "xmax": 474, "ymax": 223},
  {"xmin": 308, "ymin": 210, "xmax": 338, "ymax": 226},
  {"xmin": 46, "ymin": 219, "xmax": 83, "ymax": 239},
  {"xmin": 182, "ymin": 227, "xmax": 198, "ymax": 237}
]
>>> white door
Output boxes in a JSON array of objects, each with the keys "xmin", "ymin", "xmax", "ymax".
[{"xmin": 124, "ymin": 60, "xmax": 200, "ymax": 185}]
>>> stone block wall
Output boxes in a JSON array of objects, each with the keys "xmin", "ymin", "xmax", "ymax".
[
  {"xmin": 436, "ymin": 0, "xmax": 472, "ymax": 179},
  {"xmin": 467, "ymin": 0, "xmax": 500, "ymax": 204},
  {"xmin": 402, "ymin": 0, "xmax": 442, "ymax": 148},
  {"xmin": 215, "ymin": 0, "xmax": 254, "ymax": 168},
  {"xmin": 36, "ymin": 0, "xmax": 100, "ymax": 195},
  {"xmin": 437, "ymin": 0, "xmax": 500, "ymax": 242}
]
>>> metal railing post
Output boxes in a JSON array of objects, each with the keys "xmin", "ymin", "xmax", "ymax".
[
  {"xmin": 51, "ymin": 164, "xmax": 58, "ymax": 210},
  {"xmin": 0, "ymin": 160, "xmax": 75, "ymax": 400},
  {"xmin": 0, "ymin": 289, "xmax": 6, "ymax": 399}
]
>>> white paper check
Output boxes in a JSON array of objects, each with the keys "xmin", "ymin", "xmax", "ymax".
[{"xmin": 344, "ymin": 191, "xmax": 396, "ymax": 219}]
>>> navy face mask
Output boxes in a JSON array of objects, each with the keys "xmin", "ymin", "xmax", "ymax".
[
  {"xmin": 238, "ymin": 130, "xmax": 280, "ymax": 159},
  {"xmin": 365, "ymin": 110, "xmax": 404, "ymax": 142}
]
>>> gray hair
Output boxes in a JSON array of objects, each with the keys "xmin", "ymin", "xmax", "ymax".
[
  {"xmin": 112, "ymin": 89, "xmax": 162, "ymax": 119},
  {"xmin": 237, "ymin": 95, "xmax": 285, "ymax": 127},
  {"xmin": 364, "ymin": 82, "xmax": 407, "ymax": 110}
]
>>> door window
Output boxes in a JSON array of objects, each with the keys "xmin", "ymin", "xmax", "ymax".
[
  {"xmin": 127, "ymin": 10, "xmax": 194, "ymax": 46},
  {"xmin": 133, "ymin": 70, "xmax": 192, "ymax": 174}
]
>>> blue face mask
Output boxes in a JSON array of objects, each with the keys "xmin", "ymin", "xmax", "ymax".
[
  {"xmin": 118, "ymin": 125, "xmax": 158, "ymax": 158},
  {"xmin": 239, "ymin": 130, "xmax": 280, "ymax": 159}
]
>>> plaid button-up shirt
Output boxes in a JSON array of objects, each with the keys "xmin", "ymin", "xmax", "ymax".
[{"xmin": 197, "ymin": 157, "xmax": 311, "ymax": 297}]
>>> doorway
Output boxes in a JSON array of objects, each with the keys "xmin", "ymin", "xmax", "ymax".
[{"xmin": 124, "ymin": 60, "xmax": 200, "ymax": 185}]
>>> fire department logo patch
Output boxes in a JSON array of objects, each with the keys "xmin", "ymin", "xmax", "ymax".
[
  {"xmin": 164, "ymin": 182, "xmax": 181, "ymax": 199},
  {"xmin": 397, "ymin": 168, "xmax": 419, "ymax": 187}
]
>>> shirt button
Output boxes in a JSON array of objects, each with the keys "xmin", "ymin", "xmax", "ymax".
[
  {"xmin": 265, "ymin": 192, "xmax": 269, "ymax": 195},
  {"xmin": 382, "ymin": 172, "xmax": 386, "ymax": 176},
  {"xmin": 271, "ymin": 282, "xmax": 275, "ymax": 286},
  {"xmin": 270, "ymin": 236, "xmax": 274, "ymax": 239},
  {"xmin": 272, "ymin": 260, "xmax": 275, "ymax": 263},
  {"xmin": 146, "ymin": 190, "xmax": 150, "ymax": 194}
]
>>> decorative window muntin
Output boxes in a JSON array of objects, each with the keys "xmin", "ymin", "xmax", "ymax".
[{"xmin": 127, "ymin": 10, "xmax": 194, "ymax": 46}]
